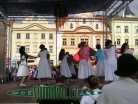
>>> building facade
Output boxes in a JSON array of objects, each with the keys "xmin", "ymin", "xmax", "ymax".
[
  {"xmin": 110, "ymin": 6, "xmax": 138, "ymax": 57},
  {"xmin": 57, "ymin": 13, "xmax": 111, "ymax": 59},
  {"xmin": 11, "ymin": 18, "xmax": 57, "ymax": 66}
]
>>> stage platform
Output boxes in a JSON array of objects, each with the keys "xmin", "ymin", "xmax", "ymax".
[{"xmin": 0, "ymin": 79, "xmax": 84, "ymax": 103}]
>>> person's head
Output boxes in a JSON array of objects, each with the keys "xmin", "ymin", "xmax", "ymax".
[
  {"xmin": 83, "ymin": 78, "xmax": 88, "ymax": 87},
  {"xmin": 78, "ymin": 43, "xmax": 82, "ymax": 48},
  {"xmin": 19, "ymin": 46, "xmax": 25, "ymax": 55},
  {"xmin": 66, "ymin": 52, "xmax": 69, "ymax": 55},
  {"xmin": 87, "ymin": 75, "xmax": 99, "ymax": 89},
  {"xmin": 96, "ymin": 44, "xmax": 101, "ymax": 50},
  {"xmin": 105, "ymin": 39, "xmax": 112, "ymax": 47},
  {"xmin": 81, "ymin": 42, "xmax": 86, "ymax": 46},
  {"xmin": 39, "ymin": 44, "xmax": 45, "ymax": 50},
  {"xmin": 121, "ymin": 43, "xmax": 129, "ymax": 54},
  {"xmin": 56, "ymin": 75, "xmax": 67, "ymax": 86},
  {"xmin": 115, "ymin": 54, "xmax": 138, "ymax": 79}
]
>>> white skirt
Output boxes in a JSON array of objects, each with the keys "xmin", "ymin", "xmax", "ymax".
[
  {"xmin": 69, "ymin": 63, "xmax": 76, "ymax": 75},
  {"xmin": 60, "ymin": 61, "xmax": 72, "ymax": 78},
  {"xmin": 17, "ymin": 65, "xmax": 29, "ymax": 77},
  {"xmin": 95, "ymin": 61, "xmax": 105, "ymax": 77},
  {"xmin": 78, "ymin": 59, "xmax": 95, "ymax": 79}
]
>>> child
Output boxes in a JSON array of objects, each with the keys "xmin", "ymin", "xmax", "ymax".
[
  {"xmin": 80, "ymin": 75, "xmax": 101, "ymax": 104},
  {"xmin": 82, "ymin": 78, "xmax": 89, "ymax": 90}
]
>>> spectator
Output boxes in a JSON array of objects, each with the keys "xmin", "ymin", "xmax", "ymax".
[{"xmin": 97, "ymin": 54, "xmax": 138, "ymax": 104}]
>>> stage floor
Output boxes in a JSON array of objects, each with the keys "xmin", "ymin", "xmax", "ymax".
[{"xmin": 0, "ymin": 79, "xmax": 84, "ymax": 103}]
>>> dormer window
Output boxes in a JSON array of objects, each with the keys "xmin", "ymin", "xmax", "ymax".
[
  {"xmin": 70, "ymin": 23, "xmax": 73, "ymax": 29},
  {"xmin": 83, "ymin": 18, "xmax": 86, "ymax": 24}
]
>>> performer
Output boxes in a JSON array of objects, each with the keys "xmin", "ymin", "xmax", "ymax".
[
  {"xmin": 17, "ymin": 46, "xmax": 37, "ymax": 86},
  {"xmin": 121, "ymin": 43, "xmax": 133, "ymax": 55},
  {"xmin": 78, "ymin": 42, "xmax": 94, "ymax": 79},
  {"xmin": 66, "ymin": 52, "xmax": 76, "ymax": 76},
  {"xmin": 94, "ymin": 44, "xmax": 106, "ymax": 86},
  {"xmin": 104, "ymin": 40, "xmax": 119, "ymax": 83},
  {"xmin": 59, "ymin": 49, "xmax": 72, "ymax": 78},
  {"xmin": 37, "ymin": 44, "xmax": 52, "ymax": 86}
]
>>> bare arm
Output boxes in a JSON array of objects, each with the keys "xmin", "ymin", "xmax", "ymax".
[{"xmin": 26, "ymin": 53, "xmax": 37, "ymax": 59}]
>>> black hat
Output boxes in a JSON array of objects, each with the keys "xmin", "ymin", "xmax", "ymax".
[{"xmin": 114, "ymin": 54, "xmax": 138, "ymax": 77}]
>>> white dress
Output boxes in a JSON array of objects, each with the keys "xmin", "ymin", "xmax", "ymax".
[
  {"xmin": 60, "ymin": 54, "xmax": 72, "ymax": 78},
  {"xmin": 17, "ymin": 55, "xmax": 29, "ymax": 77},
  {"xmin": 37, "ymin": 50, "xmax": 52, "ymax": 79},
  {"xmin": 78, "ymin": 59, "xmax": 94, "ymax": 79},
  {"xmin": 69, "ymin": 63, "xmax": 76, "ymax": 75},
  {"xmin": 104, "ymin": 46, "xmax": 119, "ymax": 81}
]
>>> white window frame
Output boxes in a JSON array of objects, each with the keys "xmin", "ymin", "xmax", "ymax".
[
  {"xmin": 41, "ymin": 33, "xmax": 45, "ymax": 39},
  {"xmin": 116, "ymin": 26, "xmax": 121, "ymax": 33},
  {"xmin": 17, "ymin": 33, "xmax": 21, "ymax": 39},
  {"xmin": 49, "ymin": 34, "xmax": 53, "ymax": 39},
  {"xmin": 135, "ymin": 39, "xmax": 138, "ymax": 45},
  {"xmin": 71, "ymin": 39, "xmax": 75, "ymax": 45},
  {"xmin": 49, "ymin": 45, "xmax": 53, "ymax": 53},
  {"xmin": 124, "ymin": 26, "xmax": 128, "ymax": 33},
  {"xmin": 16, "ymin": 45, "xmax": 20, "ymax": 52},
  {"xmin": 117, "ymin": 39, "xmax": 121, "ymax": 45},
  {"xmin": 26, "ymin": 45, "xmax": 30, "ymax": 53},
  {"xmin": 96, "ymin": 39, "xmax": 100, "ymax": 45},
  {"xmin": 135, "ymin": 26, "xmax": 138, "ymax": 33},
  {"xmin": 96, "ymin": 24, "xmax": 99, "ymax": 29},
  {"xmin": 26, "ymin": 33, "xmax": 30, "ymax": 39},
  {"xmin": 125, "ymin": 39, "xmax": 129, "ymax": 44},
  {"xmin": 63, "ymin": 39, "xmax": 67, "ymax": 45}
]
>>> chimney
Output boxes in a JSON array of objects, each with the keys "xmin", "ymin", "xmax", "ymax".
[{"xmin": 122, "ymin": 12, "xmax": 124, "ymax": 17}]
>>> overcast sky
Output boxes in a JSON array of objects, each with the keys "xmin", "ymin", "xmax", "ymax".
[{"xmin": 129, "ymin": 0, "xmax": 138, "ymax": 17}]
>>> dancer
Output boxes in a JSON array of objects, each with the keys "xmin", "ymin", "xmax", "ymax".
[
  {"xmin": 66, "ymin": 52, "xmax": 76, "ymax": 76},
  {"xmin": 121, "ymin": 43, "xmax": 133, "ymax": 55},
  {"xmin": 17, "ymin": 46, "xmax": 37, "ymax": 86},
  {"xmin": 78, "ymin": 42, "xmax": 94, "ymax": 79},
  {"xmin": 104, "ymin": 40, "xmax": 119, "ymax": 83},
  {"xmin": 59, "ymin": 49, "xmax": 72, "ymax": 78},
  {"xmin": 37, "ymin": 44, "xmax": 52, "ymax": 86},
  {"xmin": 94, "ymin": 44, "xmax": 106, "ymax": 86}
]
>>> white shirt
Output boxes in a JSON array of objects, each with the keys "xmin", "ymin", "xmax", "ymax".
[
  {"xmin": 80, "ymin": 88, "xmax": 101, "ymax": 104},
  {"xmin": 97, "ymin": 77, "xmax": 138, "ymax": 104}
]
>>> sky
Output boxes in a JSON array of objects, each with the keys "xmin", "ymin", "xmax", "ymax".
[{"xmin": 129, "ymin": 0, "xmax": 138, "ymax": 17}]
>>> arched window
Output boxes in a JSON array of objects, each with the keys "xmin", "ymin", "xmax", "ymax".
[
  {"xmin": 70, "ymin": 23, "xmax": 73, "ymax": 29},
  {"xmin": 96, "ymin": 24, "xmax": 99, "ymax": 29},
  {"xmin": 83, "ymin": 18, "xmax": 86, "ymax": 24}
]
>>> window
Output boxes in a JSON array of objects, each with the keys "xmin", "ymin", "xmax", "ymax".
[
  {"xmin": 49, "ymin": 45, "xmax": 53, "ymax": 53},
  {"xmin": 125, "ymin": 39, "xmax": 129, "ymax": 44},
  {"xmin": 41, "ymin": 33, "xmax": 45, "ymax": 39},
  {"xmin": 83, "ymin": 18, "xmax": 86, "ymax": 24},
  {"xmin": 117, "ymin": 39, "xmax": 121, "ymax": 45},
  {"xmin": 124, "ymin": 26, "xmax": 128, "ymax": 33},
  {"xmin": 80, "ymin": 39, "xmax": 89, "ymax": 45},
  {"xmin": 17, "ymin": 33, "xmax": 21, "ymax": 39},
  {"xmin": 49, "ymin": 34, "xmax": 53, "ymax": 39},
  {"xmin": 63, "ymin": 39, "xmax": 67, "ymax": 45},
  {"xmin": 135, "ymin": 26, "xmax": 138, "ymax": 33},
  {"xmin": 26, "ymin": 45, "xmax": 30, "ymax": 53},
  {"xmin": 71, "ymin": 39, "xmax": 75, "ymax": 45},
  {"xmin": 96, "ymin": 24, "xmax": 99, "ymax": 29},
  {"xmin": 34, "ymin": 45, "xmax": 37, "ymax": 52},
  {"xmin": 26, "ymin": 33, "xmax": 30, "ymax": 39},
  {"xmin": 70, "ymin": 23, "xmax": 73, "ymax": 29},
  {"xmin": 135, "ymin": 39, "xmax": 138, "ymax": 45},
  {"xmin": 16, "ymin": 45, "xmax": 20, "ymax": 52},
  {"xmin": 116, "ymin": 26, "xmax": 121, "ymax": 33},
  {"xmin": 96, "ymin": 39, "xmax": 100, "ymax": 45}
]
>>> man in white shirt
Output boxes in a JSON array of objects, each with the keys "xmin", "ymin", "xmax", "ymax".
[{"xmin": 97, "ymin": 54, "xmax": 138, "ymax": 104}]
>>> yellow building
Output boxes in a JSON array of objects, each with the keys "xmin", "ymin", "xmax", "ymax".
[
  {"xmin": 11, "ymin": 18, "xmax": 57, "ymax": 65},
  {"xmin": 57, "ymin": 13, "xmax": 111, "ymax": 56}
]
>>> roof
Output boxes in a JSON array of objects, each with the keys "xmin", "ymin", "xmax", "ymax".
[
  {"xmin": 125, "ymin": 5, "xmax": 135, "ymax": 16},
  {"xmin": 0, "ymin": 0, "xmax": 114, "ymax": 16}
]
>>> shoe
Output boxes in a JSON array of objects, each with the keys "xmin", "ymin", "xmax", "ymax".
[
  {"xmin": 20, "ymin": 84, "xmax": 27, "ymax": 86},
  {"xmin": 40, "ymin": 85, "xmax": 45, "ymax": 87},
  {"xmin": 44, "ymin": 82, "xmax": 50, "ymax": 85}
]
